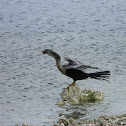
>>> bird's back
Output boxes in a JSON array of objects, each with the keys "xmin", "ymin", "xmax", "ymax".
[{"xmin": 66, "ymin": 68, "xmax": 88, "ymax": 82}]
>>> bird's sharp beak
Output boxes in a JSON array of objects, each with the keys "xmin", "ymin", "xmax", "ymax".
[{"xmin": 41, "ymin": 50, "xmax": 46, "ymax": 54}]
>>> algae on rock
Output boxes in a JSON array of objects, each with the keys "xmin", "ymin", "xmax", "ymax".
[{"xmin": 57, "ymin": 84, "xmax": 105, "ymax": 105}]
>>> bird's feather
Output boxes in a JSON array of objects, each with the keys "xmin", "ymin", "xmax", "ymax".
[
  {"xmin": 64, "ymin": 58, "xmax": 82, "ymax": 65},
  {"xmin": 64, "ymin": 57, "xmax": 99, "ymax": 72}
]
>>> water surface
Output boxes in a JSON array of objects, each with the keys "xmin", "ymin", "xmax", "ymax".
[{"xmin": 0, "ymin": 0, "xmax": 126, "ymax": 125}]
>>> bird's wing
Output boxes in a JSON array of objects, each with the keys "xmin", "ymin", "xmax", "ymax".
[
  {"xmin": 79, "ymin": 65, "xmax": 99, "ymax": 70},
  {"xmin": 64, "ymin": 58, "xmax": 99, "ymax": 71},
  {"xmin": 69, "ymin": 65, "xmax": 99, "ymax": 72},
  {"xmin": 64, "ymin": 57, "xmax": 82, "ymax": 65},
  {"xmin": 63, "ymin": 64, "xmax": 99, "ymax": 73},
  {"xmin": 63, "ymin": 64, "xmax": 85, "ymax": 72}
]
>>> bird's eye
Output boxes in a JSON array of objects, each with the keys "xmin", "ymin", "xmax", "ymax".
[{"xmin": 43, "ymin": 51, "xmax": 47, "ymax": 54}]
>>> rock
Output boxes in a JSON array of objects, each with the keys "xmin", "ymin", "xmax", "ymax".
[
  {"xmin": 60, "ymin": 123, "xmax": 65, "ymax": 126},
  {"xmin": 56, "ymin": 100, "xmax": 68, "ymax": 105},
  {"xmin": 61, "ymin": 85, "xmax": 82, "ymax": 101},
  {"xmin": 119, "ymin": 113, "xmax": 126, "ymax": 118},
  {"xmin": 58, "ymin": 119, "xmax": 69, "ymax": 126},
  {"xmin": 57, "ymin": 118, "xmax": 77, "ymax": 126},
  {"xmin": 15, "ymin": 113, "xmax": 126, "ymax": 126},
  {"xmin": 117, "ymin": 118, "xmax": 126, "ymax": 125},
  {"xmin": 69, "ymin": 118, "xmax": 78, "ymax": 126},
  {"xmin": 79, "ymin": 119, "xmax": 95, "ymax": 125},
  {"xmin": 99, "ymin": 120, "xmax": 108, "ymax": 126},
  {"xmin": 57, "ymin": 85, "xmax": 105, "ymax": 105},
  {"xmin": 55, "ymin": 113, "xmax": 126, "ymax": 126},
  {"xmin": 15, "ymin": 124, "xmax": 33, "ymax": 126}
]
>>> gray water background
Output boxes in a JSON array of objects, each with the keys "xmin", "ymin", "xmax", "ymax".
[{"xmin": 0, "ymin": 0, "xmax": 126, "ymax": 125}]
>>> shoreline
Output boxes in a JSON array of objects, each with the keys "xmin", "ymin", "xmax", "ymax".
[
  {"xmin": 54, "ymin": 113, "xmax": 126, "ymax": 126},
  {"xmin": 14, "ymin": 113, "xmax": 126, "ymax": 126},
  {"xmin": 55, "ymin": 113, "xmax": 126, "ymax": 126}
]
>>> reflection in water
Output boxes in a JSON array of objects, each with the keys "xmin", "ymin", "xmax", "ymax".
[
  {"xmin": 58, "ymin": 99, "xmax": 109, "ymax": 122},
  {"xmin": 58, "ymin": 101, "xmax": 103, "ymax": 120},
  {"xmin": 59, "ymin": 104, "xmax": 88, "ymax": 120},
  {"xmin": 65, "ymin": 111, "xmax": 86, "ymax": 120}
]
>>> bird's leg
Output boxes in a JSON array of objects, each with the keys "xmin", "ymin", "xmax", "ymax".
[
  {"xmin": 67, "ymin": 81, "xmax": 76, "ymax": 90},
  {"xmin": 69, "ymin": 81, "xmax": 76, "ymax": 86}
]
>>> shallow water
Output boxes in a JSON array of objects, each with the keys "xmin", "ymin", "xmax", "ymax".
[{"xmin": 0, "ymin": 0, "xmax": 126, "ymax": 125}]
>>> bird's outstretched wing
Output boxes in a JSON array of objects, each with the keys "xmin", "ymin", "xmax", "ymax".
[
  {"xmin": 64, "ymin": 58, "xmax": 99, "ymax": 71},
  {"xmin": 78, "ymin": 65, "xmax": 99, "ymax": 70},
  {"xmin": 64, "ymin": 58, "xmax": 82, "ymax": 65}
]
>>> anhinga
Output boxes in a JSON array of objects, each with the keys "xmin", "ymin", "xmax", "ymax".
[{"xmin": 41, "ymin": 49, "xmax": 110, "ymax": 86}]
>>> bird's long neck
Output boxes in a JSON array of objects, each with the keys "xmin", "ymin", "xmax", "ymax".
[
  {"xmin": 50, "ymin": 52, "xmax": 65, "ymax": 74},
  {"xmin": 56, "ymin": 59, "xmax": 65, "ymax": 74}
]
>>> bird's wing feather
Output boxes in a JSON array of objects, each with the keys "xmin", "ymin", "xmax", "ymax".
[
  {"xmin": 64, "ymin": 58, "xmax": 99, "ymax": 71},
  {"xmin": 63, "ymin": 64, "xmax": 85, "ymax": 72},
  {"xmin": 79, "ymin": 65, "xmax": 99, "ymax": 69},
  {"xmin": 64, "ymin": 57, "xmax": 82, "ymax": 65}
]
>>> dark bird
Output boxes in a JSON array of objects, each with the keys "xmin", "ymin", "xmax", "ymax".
[{"xmin": 41, "ymin": 49, "xmax": 110, "ymax": 87}]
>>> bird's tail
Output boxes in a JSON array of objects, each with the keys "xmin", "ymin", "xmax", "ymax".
[{"xmin": 88, "ymin": 71, "xmax": 111, "ymax": 80}]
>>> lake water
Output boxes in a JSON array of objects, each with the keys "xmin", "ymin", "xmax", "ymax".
[{"xmin": 0, "ymin": 0, "xmax": 126, "ymax": 125}]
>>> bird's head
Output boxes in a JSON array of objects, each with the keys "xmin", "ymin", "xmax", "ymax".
[
  {"xmin": 41, "ymin": 49, "xmax": 50, "ymax": 54},
  {"xmin": 41, "ymin": 49, "xmax": 61, "ymax": 60},
  {"xmin": 41, "ymin": 49, "xmax": 55, "ymax": 57}
]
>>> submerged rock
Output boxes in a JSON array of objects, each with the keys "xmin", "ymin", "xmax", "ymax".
[{"xmin": 57, "ymin": 85, "xmax": 105, "ymax": 105}]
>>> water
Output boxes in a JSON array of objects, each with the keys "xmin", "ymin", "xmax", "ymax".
[{"xmin": 0, "ymin": 0, "xmax": 126, "ymax": 125}]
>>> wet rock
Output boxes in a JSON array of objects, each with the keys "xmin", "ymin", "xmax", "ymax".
[
  {"xmin": 54, "ymin": 113, "xmax": 126, "ymax": 126},
  {"xmin": 57, "ymin": 100, "xmax": 68, "ymax": 105},
  {"xmin": 98, "ymin": 120, "xmax": 108, "ymax": 126},
  {"xmin": 57, "ymin": 85, "xmax": 105, "ymax": 105},
  {"xmin": 58, "ymin": 119, "xmax": 69, "ymax": 126},
  {"xmin": 61, "ymin": 85, "xmax": 82, "ymax": 101},
  {"xmin": 117, "ymin": 118, "xmax": 126, "ymax": 125},
  {"xmin": 15, "ymin": 113, "xmax": 126, "ymax": 126},
  {"xmin": 15, "ymin": 124, "xmax": 33, "ymax": 126},
  {"xmin": 79, "ymin": 119, "xmax": 95, "ymax": 125},
  {"xmin": 57, "ymin": 118, "xmax": 77, "ymax": 126}
]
